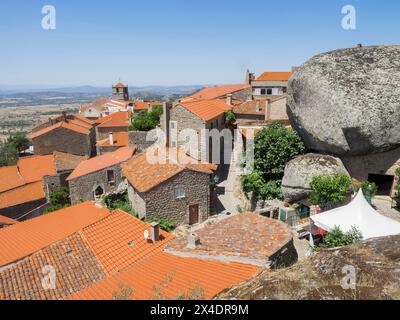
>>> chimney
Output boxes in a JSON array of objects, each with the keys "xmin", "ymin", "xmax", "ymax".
[
  {"xmin": 162, "ymin": 102, "xmax": 170, "ymax": 147},
  {"xmin": 109, "ymin": 132, "xmax": 114, "ymax": 145},
  {"xmin": 62, "ymin": 111, "xmax": 67, "ymax": 123},
  {"xmin": 265, "ymin": 99, "xmax": 271, "ymax": 121},
  {"xmin": 226, "ymin": 94, "xmax": 233, "ymax": 106},
  {"xmin": 187, "ymin": 233, "xmax": 201, "ymax": 248},
  {"xmin": 148, "ymin": 103, "xmax": 152, "ymax": 112},
  {"xmin": 255, "ymin": 100, "xmax": 260, "ymax": 113},
  {"xmin": 150, "ymin": 222, "xmax": 160, "ymax": 243},
  {"xmin": 356, "ymin": 43, "xmax": 363, "ymax": 48}
]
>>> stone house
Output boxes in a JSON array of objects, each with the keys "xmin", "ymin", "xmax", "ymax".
[
  {"xmin": 96, "ymin": 131, "xmax": 129, "ymax": 155},
  {"xmin": 0, "ymin": 152, "xmax": 85, "ymax": 220},
  {"xmin": 80, "ymin": 98, "xmax": 108, "ymax": 119},
  {"xmin": 29, "ymin": 120, "xmax": 96, "ymax": 156},
  {"xmin": 94, "ymin": 111, "xmax": 130, "ymax": 141},
  {"xmin": 161, "ymin": 98, "xmax": 232, "ymax": 163},
  {"xmin": 122, "ymin": 147, "xmax": 217, "ymax": 225},
  {"xmin": 247, "ymin": 70, "xmax": 293, "ymax": 99},
  {"xmin": 67, "ymin": 147, "xmax": 136, "ymax": 204}
]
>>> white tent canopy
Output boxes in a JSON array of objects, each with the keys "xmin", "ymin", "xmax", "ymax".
[{"xmin": 311, "ymin": 190, "xmax": 400, "ymax": 240}]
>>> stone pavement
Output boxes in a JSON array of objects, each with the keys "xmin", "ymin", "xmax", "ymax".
[{"xmin": 373, "ymin": 196, "xmax": 400, "ymax": 222}]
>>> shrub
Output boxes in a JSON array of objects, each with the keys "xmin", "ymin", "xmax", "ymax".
[
  {"xmin": 224, "ymin": 110, "xmax": 236, "ymax": 128},
  {"xmin": 102, "ymin": 191, "xmax": 137, "ymax": 217},
  {"xmin": 309, "ymin": 173, "xmax": 352, "ymax": 206},
  {"xmin": 395, "ymin": 167, "xmax": 400, "ymax": 177},
  {"xmin": 318, "ymin": 226, "xmax": 363, "ymax": 249},
  {"xmin": 45, "ymin": 187, "xmax": 70, "ymax": 213}
]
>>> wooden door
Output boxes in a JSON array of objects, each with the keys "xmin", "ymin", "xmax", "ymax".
[{"xmin": 189, "ymin": 204, "xmax": 199, "ymax": 225}]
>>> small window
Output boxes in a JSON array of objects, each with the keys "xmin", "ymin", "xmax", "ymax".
[
  {"xmin": 216, "ymin": 119, "xmax": 219, "ymax": 127},
  {"xmin": 210, "ymin": 123, "xmax": 214, "ymax": 129},
  {"xmin": 170, "ymin": 121, "xmax": 177, "ymax": 129},
  {"xmin": 267, "ymin": 89, "xmax": 273, "ymax": 95},
  {"xmin": 107, "ymin": 170, "xmax": 115, "ymax": 186},
  {"xmin": 175, "ymin": 187, "xmax": 186, "ymax": 199},
  {"xmin": 260, "ymin": 89, "xmax": 266, "ymax": 95}
]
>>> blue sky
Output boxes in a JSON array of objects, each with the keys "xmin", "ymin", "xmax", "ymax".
[{"xmin": 0, "ymin": 0, "xmax": 399, "ymax": 87}]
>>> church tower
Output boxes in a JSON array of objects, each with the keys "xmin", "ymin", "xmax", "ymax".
[{"xmin": 112, "ymin": 82, "xmax": 129, "ymax": 101}]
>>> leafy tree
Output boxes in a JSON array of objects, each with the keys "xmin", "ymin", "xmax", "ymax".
[
  {"xmin": 224, "ymin": 110, "xmax": 236, "ymax": 128},
  {"xmin": 0, "ymin": 131, "xmax": 31, "ymax": 167},
  {"xmin": 130, "ymin": 106, "xmax": 163, "ymax": 131},
  {"xmin": 395, "ymin": 167, "xmax": 400, "ymax": 177},
  {"xmin": 7, "ymin": 131, "xmax": 31, "ymax": 153},
  {"xmin": 309, "ymin": 173, "xmax": 352, "ymax": 206},
  {"xmin": 45, "ymin": 187, "xmax": 71, "ymax": 213},
  {"xmin": 318, "ymin": 226, "xmax": 363, "ymax": 249},
  {"xmin": 241, "ymin": 122, "xmax": 305, "ymax": 200}
]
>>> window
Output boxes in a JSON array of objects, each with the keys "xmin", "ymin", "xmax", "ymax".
[
  {"xmin": 170, "ymin": 121, "xmax": 177, "ymax": 129},
  {"xmin": 267, "ymin": 89, "xmax": 273, "ymax": 95},
  {"xmin": 175, "ymin": 187, "xmax": 186, "ymax": 199},
  {"xmin": 94, "ymin": 186, "xmax": 104, "ymax": 200},
  {"xmin": 107, "ymin": 170, "xmax": 115, "ymax": 186},
  {"xmin": 260, "ymin": 89, "xmax": 266, "ymax": 95},
  {"xmin": 216, "ymin": 119, "xmax": 219, "ymax": 127}
]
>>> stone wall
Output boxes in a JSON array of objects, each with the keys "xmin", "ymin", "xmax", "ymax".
[
  {"xmin": 268, "ymin": 237, "xmax": 298, "ymax": 269},
  {"xmin": 33, "ymin": 126, "xmax": 93, "ymax": 156},
  {"xmin": 69, "ymin": 164, "xmax": 124, "ymax": 204},
  {"xmin": 43, "ymin": 171, "xmax": 72, "ymax": 200},
  {"xmin": 232, "ymin": 87, "xmax": 252, "ymax": 101},
  {"xmin": 128, "ymin": 130, "xmax": 157, "ymax": 153},
  {"xmin": 127, "ymin": 169, "xmax": 211, "ymax": 225}
]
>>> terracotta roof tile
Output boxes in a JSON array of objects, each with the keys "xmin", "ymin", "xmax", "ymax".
[
  {"xmin": 29, "ymin": 122, "xmax": 90, "ymax": 139},
  {"xmin": 81, "ymin": 210, "xmax": 174, "ymax": 275},
  {"xmin": 114, "ymin": 82, "xmax": 127, "ymax": 88},
  {"xmin": 0, "ymin": 202, "xmax": 110, "ymax": 267},
  {"xmin": 97, "ymin": 118, "xmax": 129, "ymax": 128},
  {"xmin": 179, "ymin": 99, "xmax": 232, "ymax": 121},
  {"xmin": 0, "ymin": 233, "xmax": 106, "ymax": 300},
  {"xmin": 94, "ymin": 111, "xmax": 130, "ymax": 125},
  {"xmin": 187, "ymin": 84, "xmax": 250, "ymax": 100},
  {"xmin": 255, "ymin": 72, "xmax": 292, "ymax": 81},
  {"xmin": 0, "ymin": 181, "xmax": 45, "ymax": 210},
  {"xmin": 68, "ymin": 119, "xmax": 93, "ymax": 129},
  {"xmin": 96, "ymin": 132, "xmax": 129, "ymax": 148},
  {"xmin": 165, "ymin": 213, "xmax": 293, "ymax": 266},
  {"xmin": 122, "ymin": 147, "xmax": 216, "ymax": 193},
  {"xmin": 233, "ymin": 96, "xmax": 287, "ymax": 116},
  {"xmin": 52, "ymin": 152, "xmax": 87, "ymax": 172},
  {"xmin": 133, "ymin": 101, "xmax": 163, "ymax": 111},
  {"xmin": 0, "ymin": 215, "xmax": 19, "ymax": 226},
  {"xmin": 69, "ymin": 252, "xmax": 259, "ymax": 300},
  {"xmin": 80, "ymin": 98, "xmax": 108, "ymax": 113},
  {"xmin": 0, "ymin": 166, "xmax": 25, "ymax": 193},
  {"xmin": 72, "ymin": 114, "xmax": 96, "ymax": 125},
  {"xmin": 67, "ymin": 147, "xmax": 135, "ymax": 180},
  {"xmin": 17, "ymin": 155, "xmax": 56, "ymax": 183}
]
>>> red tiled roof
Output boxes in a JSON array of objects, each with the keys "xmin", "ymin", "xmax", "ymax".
[
  {"xmin": 96, "ymin": 132, "xmax": 129, "ymax": 148},
  {"xmin": 67, "ymin": 147, "xmax": 135, "ymax": 180},
  {"xmin": 179, "ymin": 99, "xmax": 232, "ymax": 121},
  {"xmin": 0, "ymin": 181, "xmax": 45, "ymax": 210},
  {"xmin": 133, "ymin": 101, "xmax": 163, "ymax": 111},
  {"xmin": 94, "ymin": 111, "xmax": 130, "ymax": 125},
  {"xmin": 72, "ymin": 114, "xmax": 96, "ymax": 125},
  {"xmin": 0, "ymin": 215, "xmax": 19, "ymax": 226},
  {"xmin": 255, "ymin": 72, "xmax": 292, "ymax": 82},
  {"xmin": 69, "ymin": 119, "xmax": 93, "ymax": 129},
  {"xmin": 29, "ymin": 121, "xmax": 90, "ymax": 139},
  {"xmin": 97, "ymin": 118, "xmax": 129, "ymax": 128},
  {"xmin": 114, "ymin": 82, "xmax": 127, "ymax": 88},
  {"xmin": 81, "ymin": 210, "xmax": 174, "ymax": 275},
  {"xmin": 80, "ymin": 98, "xmax": 108, "ymax": 113},
  {"xmin": 0, "ymin": 166, "xmax": 25, "ymax": 193},
  {"xmin": 69, "ymin": 252, "xmax": 259, "ymax": 300},
  {"xmin": 122, "ymin": 147, "xmax": 217, "ymax": 193},
  {"xmin": 17, "ymin": 155, "xmax": 56, "ymax": 183},
  {"xmin": 187, "ymin": 84, "xmax": 250, "ymax": 100},
  {"xmin": 0, "ymin": 202, "xmax": 110, "ymax": 267}
]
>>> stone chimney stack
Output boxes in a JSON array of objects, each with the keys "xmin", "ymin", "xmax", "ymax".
[
  {"xmin": 109, "ymin": 132, "xmax": 114, "ymax": 145},
  {"xmin": 187, "ymin": 233, "xmax": 201, "ymax": 248},
  {"xmin": 265, "ymin": 99, "xmax": 271, "ymax": 121},
  {"xmin": 162, "ymin": 102, "xmax": 170, "ymax": 147},
  {"xmin": 255, "ymin": 100, "xmax": 260, "ymax": 113},
  {"xmin": 62, "ymin": 111, "xmax": 67, "ymax": 123},
  {"xmin": 226, "ymin": 94, "xmax": 233, "ymax": 106},
  {"xmin": 150, "ymin": 222, "xmax": 160, "ymax": 243}
]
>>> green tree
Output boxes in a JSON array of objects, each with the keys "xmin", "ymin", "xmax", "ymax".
[
  {"xmin": 224, "ymin": 110, "xmax": 236, "ymax": 128},
  {"xmin": 241, "ymin": 122, "xmax": 305, "ymax": 200},
  {"xmin": 309, "ymin": 173, "xmax": 352, "ymax": 206},
  {"xmin": 146, "ymin": 217, "xmax": 177, "ymax": 232},
  {"xmin": 0, "ymin": 131, "xmax": 31, "ymax": 167},
  {"xmin": 360, "ymin": 181, "xmax": 378, "ymax": 198},
  {"xmin": 102, "ymin": 191, "xmax": 137, "ymax": 217},
  {"xmin": 130, "ymin": 106, "xmax": 163, "ymax": 131},
  {"xmin": 318, "ymin": 226, "xmax": 363, "ymax": 249},
  {"xmin": 45, "ymin": 187, "xmax": 71, "ymax": 213},
  {"xmin": 7, "ymin": 131, "xmax": 31, "ymax": 153}
]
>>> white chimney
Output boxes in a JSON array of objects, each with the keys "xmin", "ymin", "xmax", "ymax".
[
  {"xmin": 187, "ymin": 233, "xmax": 201, "ymax": 248},
  {"xmin": 255, "ymin": 100, "xmax": 260, "ymax": 113},
  {"xmin": 109, "ymin": 132, "xmax": 114, "ymax": 145},
  {"xmin": 150, "ymin": 222, "xmax": 160, "ymax": 243},
  {"xmin": 226, "ymin": 94, "xmax": 233, "ymax": 106}
]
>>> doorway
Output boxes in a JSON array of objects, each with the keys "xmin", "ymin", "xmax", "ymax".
[
  {"xmin": 189, "ymin": 204, "xmax": 199, "ymax": 225},
  {"xmin": 368, "ymin": 174, "xmax": 395, "ymax": 196}
]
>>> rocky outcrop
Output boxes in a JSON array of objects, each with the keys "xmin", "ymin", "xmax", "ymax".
[
  {"xmin": 281, "ymin": 153, "xmax": 350, "ymax": 202},
  {"xmin": 287, "ymin": 45, "xmax": 400, "ymax": 156},
  {"xmin": 217, "ymin": 235, "xmax": 400, "ymax": 300}
]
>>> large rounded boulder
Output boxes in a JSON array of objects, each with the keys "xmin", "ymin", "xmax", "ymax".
[
  {"xmin": 281, "ymin": 153, "xmax": 350, "ymax": 202},
  {"xmin": 287, "ymin": 45, "xmax": 400, "ymax": 156}
]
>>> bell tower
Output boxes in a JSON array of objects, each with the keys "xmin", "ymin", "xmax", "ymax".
[{"xmin": 112, "ymin": 82, "xmax": 129, "ymax": 101}]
